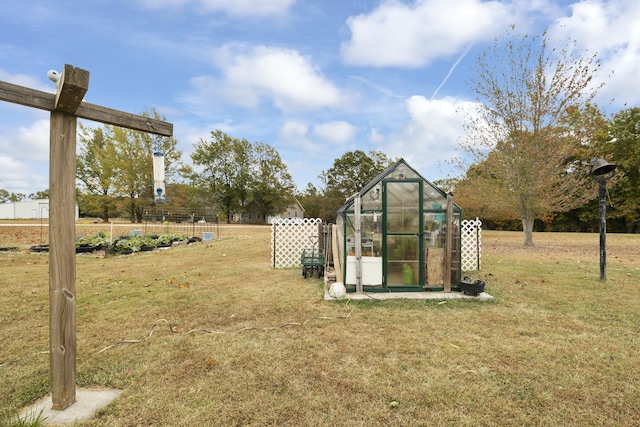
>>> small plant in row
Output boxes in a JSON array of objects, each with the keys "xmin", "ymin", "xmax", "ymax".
[
  {"xmin": 31, "ymin": 232, "xmax": 195, "ymax": 254},
  {"xmin": 75, "ymin": 231, "xmax": 110, "ymax": 251},
  {"xmin": 112, "ymin": 233, "xmax": 191, "ymax": 254}
]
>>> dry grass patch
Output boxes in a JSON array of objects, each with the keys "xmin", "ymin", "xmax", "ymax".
[{"xmin": 1, "ymin": 228, "xmax": 640, "ymax": 426}]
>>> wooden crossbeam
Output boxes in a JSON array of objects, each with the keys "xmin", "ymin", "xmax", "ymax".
[
  {"xmin": 0, "ymin": 81, "xmax": 173, "ymax": 136},
  {"xmin": 0, "ymin": 64, "xmax": 174, "ymax": 411},
  {"xmin": 0, "ymin": 80, "xmax": 53, "ymax": 110}
]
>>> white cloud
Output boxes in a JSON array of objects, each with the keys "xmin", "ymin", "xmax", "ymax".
[
  {"xmin": 382, "ymin": 95, "xmax": 474, "ymax": 178},
  {"xmin": 203, "ymin": 44, "xmax": 347, "ymax": 112},
  {"xmin": 0, "ymin": 119, "xmax": 50, "ymax": 163},
  {"xmin": 341, "ymin": 0, "xmax": 515, "ymax": 67},
  {"xmin": 369, "ymin": 128, "xmax": 385, "ymax": 145},
  {"xmin": 278, "ymin": 120, "xmax": 316, "ymax": 151},
  {"xmin": 0, "ymin": 68, "xmax": 53, "ymax": 93},
  {"xmin": 547, "ymin": 0, "xmax": 640, "ymax": 107},
  {"xmin": 550, "ymin": 0, "xmax": 637, "ymax": 51},
  {"xmin": 0, "ymin": 118, "xmax": 49, "ymax": 191},
  {"xmin": 0, "ymin": 73, "xmax": 52, "ymax": 193},
  {"xmin": 280, "ymin": 120, "xmax": 309, "ymax": 140},
  {"xmin": 312, "ymin": 121, "xmax": 357, "ymax": 145},
  {"xmin": 0, "ymin": 154, "xmax": 48, "ymax": 195},
  {"xmin": 277, "ymin": 120, "xmax": 318, "ymax": 186},
  {"xmin": 277, "ymin": 120, "xmax": 359, "ymax": 188},
  {"xmin": 201, "ymin": 0, "xmax": 295, "ymax": 16},
  {"xmin": 279, "ymin": 120, "xmax": 357, "ymax": 150},
  {"xmin": 138, "ymin": 0, "xmax": 295, "ymax": 16},
  {"xmin": 0, "ymin": 155, "xmax": 27, "ymax": 182}
]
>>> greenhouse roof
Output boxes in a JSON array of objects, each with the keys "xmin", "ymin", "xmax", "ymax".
[{"xmin": 336, "ymin": 158, "xmax": 459, "ymax": 215}]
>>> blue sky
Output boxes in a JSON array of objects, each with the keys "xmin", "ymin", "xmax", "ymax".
[{"xmin": 1, "ymin": 0, "xmax": 639, "ymax": 197}]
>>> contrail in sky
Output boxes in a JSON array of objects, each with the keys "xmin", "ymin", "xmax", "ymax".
[{"xmin": 431, "ymin": 44, "xmax": 473, "ymax": 99}]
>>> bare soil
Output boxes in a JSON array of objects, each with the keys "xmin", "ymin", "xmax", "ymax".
[{"xmin": 0, "ymin": 220, "xmax": 115, "ymax": 247}]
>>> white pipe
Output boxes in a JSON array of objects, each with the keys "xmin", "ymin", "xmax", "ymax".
[{"xmin": 354, "ymin": 193, "xmax": 362, "ymax": 293}]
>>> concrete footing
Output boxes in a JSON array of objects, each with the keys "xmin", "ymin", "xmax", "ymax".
[
  {"xmin": 19, "ymin": 388, "xmax": 122, "ymax": 425},
  {"xmin": 325, "ymin": 289, "xmax": 494, "ymax": 301}
]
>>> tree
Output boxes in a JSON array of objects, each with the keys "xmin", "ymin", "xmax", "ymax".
[
  {"xmin": 191, "ymin": 130, "xmax": 255, "ymax": 223},
  {"xmin": 164, "ymin": 182, "xmax": 193, "ymax": 211},
  {"xmin": 28, "ymin": 189, "xmax": 49, "ymax": 200},
  {"xmin": 77, "ymin": 125, "xmax": 119, "ymax": 221},
  {"xmin": 461, "ymin": 27, "xmax": 604, "ymax": 245},
  {"xmin": 321, "ymin": 150, "xmax": 393, "ymax": 198},
  {"xmin": 190, "ymin": 132, "xmax": 296, "ymax": 224},
  {"xmin": 298, "ymin": 183, "xmax": 324, "ymax": 220},
  {"xmin": 0, "ymin": 189, "xmax": 25, "ymax": 202},
  {"xmin": 251, "ymin": 142, "xmax": 296, "ymax": 220},
  {"xmin": 603, "ymin": 107, "xmax": 640, "ymax": 232},
  {"xmin": 318, "ymin": 150, "xmax": 395, "ymax": 222},
  {"xmin": 454, "ymin": 160, "xmax": 519, "ymax": 221}
]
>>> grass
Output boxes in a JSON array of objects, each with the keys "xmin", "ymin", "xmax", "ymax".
[{"xmin": 1, "ymin": 228, "xmax": 639, "ymax": 426}]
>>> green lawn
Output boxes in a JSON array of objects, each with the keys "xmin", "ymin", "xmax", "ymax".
[{"xmin": 1, "ymin": 229, "xmax": 639, "ymax": 426}]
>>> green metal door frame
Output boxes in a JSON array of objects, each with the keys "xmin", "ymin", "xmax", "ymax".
[{"xmin": 382, "ymin": 178, "xmax": 423, "ymax": 291}]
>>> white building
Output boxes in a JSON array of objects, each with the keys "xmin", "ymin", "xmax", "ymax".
[{"xmin": 0, "ymin": 199, "xmax": 79, "ymax": 220}]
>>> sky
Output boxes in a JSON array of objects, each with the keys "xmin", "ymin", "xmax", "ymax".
[{"xmin": 1, "ymin": 0, "xmax": 639, "ymax": 197}]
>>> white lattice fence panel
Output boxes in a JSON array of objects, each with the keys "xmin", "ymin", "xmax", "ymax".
[
  {"xmin": 461, "ymin": 218, "xmax": 482, "ymax": 271},
  {"xmin": 271, "ymin": 218, "xmax": 323, "ymax": 268}
]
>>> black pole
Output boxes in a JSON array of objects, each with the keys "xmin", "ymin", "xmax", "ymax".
[
  {"xmin": 598, "ymin": 179, "xmax": 607, "ymax": 280},
  {"xmin": 590, "ymin": 158, "xmax": 616, "ymax": 281}
]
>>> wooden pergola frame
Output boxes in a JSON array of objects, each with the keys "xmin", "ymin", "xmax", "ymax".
[{"xmin": 0, "ymin": 64, "xmax": 173, "ymax": 410}]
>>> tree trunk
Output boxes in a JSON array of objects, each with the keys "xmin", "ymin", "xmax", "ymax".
[
  {"xmin": 135, "ymin": 205, "xmax": 143, "ymax": 223},
  {"xmin": 522, "ymin": 215, "xmax": 535, "ymax": 246},
  {"xmin": 225, "ymin": 199, "xmax": 232, "ymax": 224},
  {"xmin": 101, "ymin": 207, "xmax": 109, "ymax": 223},
  {"xmin": 129, "ymin": 198, "xmax": 136, "ymax": 223}
]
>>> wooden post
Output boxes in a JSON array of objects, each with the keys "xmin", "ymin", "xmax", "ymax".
[
  {"xmin": 332, "ymin": 224, "xmax": 343, "ymax": 283},
  {"xmin": 443, "ymin": 192, "xmax": 454, "ymax": 292},
  {"xmin": 0, "ymin": 64, "xmax": 173, "ymax": 411},
  {"xmin": 49, "ymin": 110, "xmax": 78, "ymax": 409},
  {"xmin": 48, "ymin": 65, "xmax": 88, "ymax": 409}
]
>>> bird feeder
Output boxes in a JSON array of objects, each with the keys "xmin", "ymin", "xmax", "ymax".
[{"xmin": 153, "ymin": 151, "xmax": 166, "ymax": 203}]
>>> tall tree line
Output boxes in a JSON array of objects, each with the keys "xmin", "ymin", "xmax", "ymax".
[{"xmin": 188, "ymin": 130, "xmax": 296, "ymax": 223}]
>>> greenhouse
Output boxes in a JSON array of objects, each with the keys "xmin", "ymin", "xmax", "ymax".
[{"xmin": 333, "ymin": 159, "xmax": 462, "ymax": 293}]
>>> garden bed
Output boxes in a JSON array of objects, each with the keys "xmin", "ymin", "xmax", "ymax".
[{"xmin": 28, "ymin": 232, "xmax": 197, "ymax": 255}]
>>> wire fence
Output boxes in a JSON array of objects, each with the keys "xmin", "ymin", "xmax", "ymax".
[
  {"xmin": 137, "ymin": 207, "xmax": 220, "ymax": 239},
  {"xmin": 66, "ymin": 208, "xmax": 220, "ymax": 243}
]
